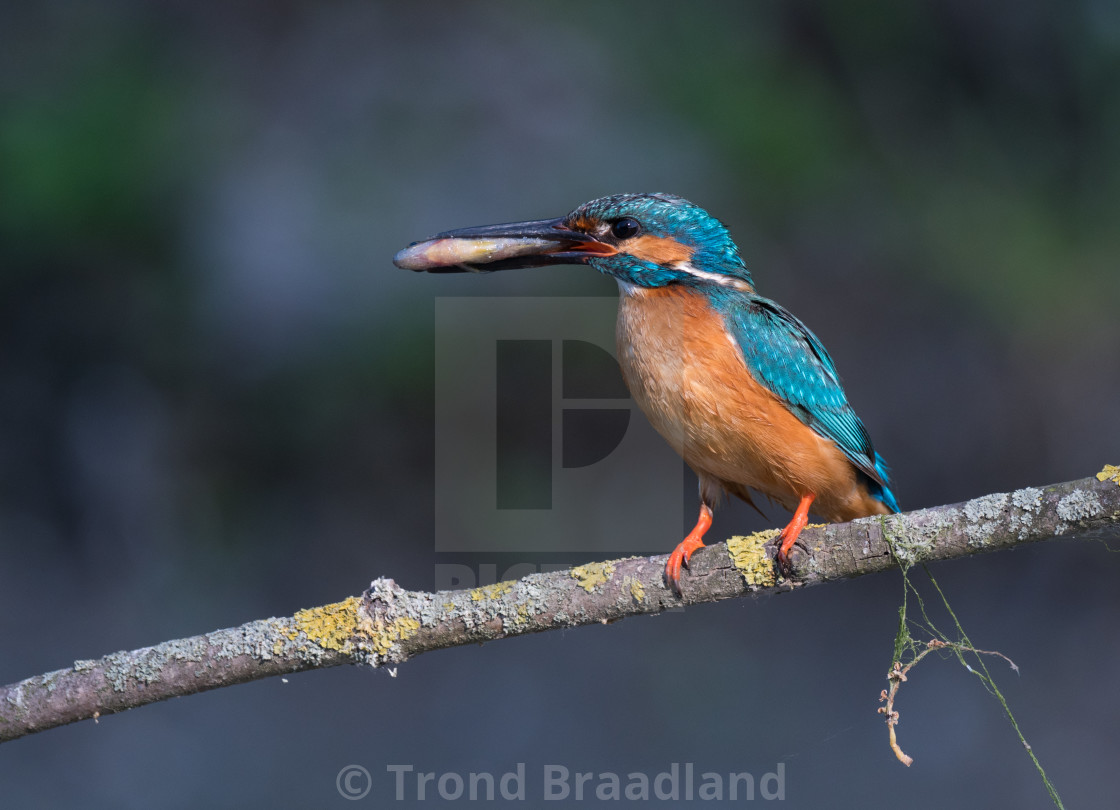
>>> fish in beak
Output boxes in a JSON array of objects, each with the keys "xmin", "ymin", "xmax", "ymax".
[{"xmin": 393, "ymin": 217, "xmax": 617, "ymax": 273}]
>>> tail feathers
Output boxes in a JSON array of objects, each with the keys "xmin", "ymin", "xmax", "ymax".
[{"xmin": 867, "ymin": 452, "xmax": 899, "ymax": 514}]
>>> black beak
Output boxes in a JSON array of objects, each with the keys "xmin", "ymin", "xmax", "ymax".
[{"xmin": 393, "ymin": 216, "xmax": 616, "ymax": 273}]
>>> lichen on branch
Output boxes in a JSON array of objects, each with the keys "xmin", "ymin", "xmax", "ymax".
[{"xmin": 2, "ymin": 471, "xmax": 1118, "ymax": 744}]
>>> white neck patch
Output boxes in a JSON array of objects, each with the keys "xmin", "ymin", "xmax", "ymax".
[
  {"xmin": 616, "ymin": 265, "xmax": 752, "ymax": 296},
  {"xmin": 672, "ymin": 261, "xmax": 753, "ymax": 291}
]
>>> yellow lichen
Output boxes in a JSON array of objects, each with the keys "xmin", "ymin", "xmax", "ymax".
[
  {"xmin": 370, "ymin": 616, "xmax": 421, "ymax": 657},
  {"xmin": 504, "ymin": 603, "xmax": 536, "ymax": 631},
  {"xmin": 291, "ymin": 597, "xmax": 362, "ymax": 653},
  {"xmin": 570, "ymin": 561, "xmax": 615, "ymax": 593},
  {"xmin": 287, "ymin": 597, "xmax": 419, "ymax": 659},
  {"xmin": 726, "ymin": 530, "xmax": 780, "ymax": 587},
  {"xmin": 469, "ymin": 581, "xmax": 514, "ymax": 602},
  {"xmin": 627, "ymin": 577, "xmax": 645, "ymax": 604},
  {"xmin": 1097, "ymin": 464, "xmax": 1120, "ymax": 487}
]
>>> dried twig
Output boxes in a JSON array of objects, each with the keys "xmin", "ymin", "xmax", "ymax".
[{"xmin": 877, "ymin": 640, "xmax": 1018, "ymax": 767}]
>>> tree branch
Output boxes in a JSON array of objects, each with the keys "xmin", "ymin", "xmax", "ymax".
[{"xmin": 3, "ymin": 470, "xmax": 1119, "ymax": 743}]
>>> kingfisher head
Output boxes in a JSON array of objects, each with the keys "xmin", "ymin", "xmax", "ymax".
[{"xmin": 394, "ymin": 193, "xmax": 754, "ymax": 291}]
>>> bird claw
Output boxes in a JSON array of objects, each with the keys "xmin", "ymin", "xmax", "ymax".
[
  {"xmin": 774, "ymin": 545, "xmax": 795, "ymax": 579},
  {"xmin": 771, "ymin": 493, "xmax": 815, "ymax": 580},
  {"xmin": 772, "ymin": 534, "xmax": 810, "ymax": 579},
  {"xmin": 664, "ymin": 536, "xmax": 706, "ymax": 597}
]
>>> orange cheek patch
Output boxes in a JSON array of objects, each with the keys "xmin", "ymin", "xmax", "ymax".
[
  {"xmin": 566, "ymin": 214, "xmax": 597, "ymax": 232},
  {"xmin": 624, "ymin": 235, "xmax": 694, "ymax": 265}
]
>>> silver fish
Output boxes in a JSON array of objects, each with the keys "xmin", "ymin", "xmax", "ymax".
[{"xmin": 393, "ymin": 237, "xmax": 556, "ymax": 272}]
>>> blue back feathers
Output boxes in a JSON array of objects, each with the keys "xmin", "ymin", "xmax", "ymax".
[{"xmin": 715, "ymin": 289, "xmax": 899, "ymax": 513}]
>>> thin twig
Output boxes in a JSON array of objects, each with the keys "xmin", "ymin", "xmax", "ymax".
[{"xmin": 878, "ymin": 640, "xmax": 1017, "ymax": 767}]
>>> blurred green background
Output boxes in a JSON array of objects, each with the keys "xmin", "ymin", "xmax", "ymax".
[{"xmin": 2, "ymin": 1, "xmax": 1119, "ymax": 807}]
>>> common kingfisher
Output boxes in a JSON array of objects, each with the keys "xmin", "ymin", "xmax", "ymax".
[{"xmin": 394, "ymin": 193, "xmax": 899, "ymax": 595}]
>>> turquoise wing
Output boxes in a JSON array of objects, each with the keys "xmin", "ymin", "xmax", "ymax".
[{"xmin": 721, "ymin": 293, "xmax": 898, "ymax": 511}]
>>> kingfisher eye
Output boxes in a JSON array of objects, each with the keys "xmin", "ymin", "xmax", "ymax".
[{"xmin": 610, "ymin": 217, "xmax": 641, "ymax": 240}]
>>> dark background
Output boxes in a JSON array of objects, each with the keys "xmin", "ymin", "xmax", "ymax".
[{"xmin": 2, "ymin": 1, "xmax": 1119, "ymax": 807}]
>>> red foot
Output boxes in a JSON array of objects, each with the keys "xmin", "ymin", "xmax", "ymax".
[
  {"xmin": 665, "ymin": 504, "xmax": 713, "ymax": 597},
  {"xmin": 775, "ymin": 493, "xmax": 816, "ymax": 578}
]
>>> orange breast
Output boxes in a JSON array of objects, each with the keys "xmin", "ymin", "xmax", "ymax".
[{"xmin": 615, "ymin": 283, "xmax": 886, "ymax": 522}]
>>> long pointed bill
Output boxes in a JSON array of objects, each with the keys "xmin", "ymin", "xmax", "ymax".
[{"xmin": 393, "ymin": 217, "xmax": 617, "ymax": 273}]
